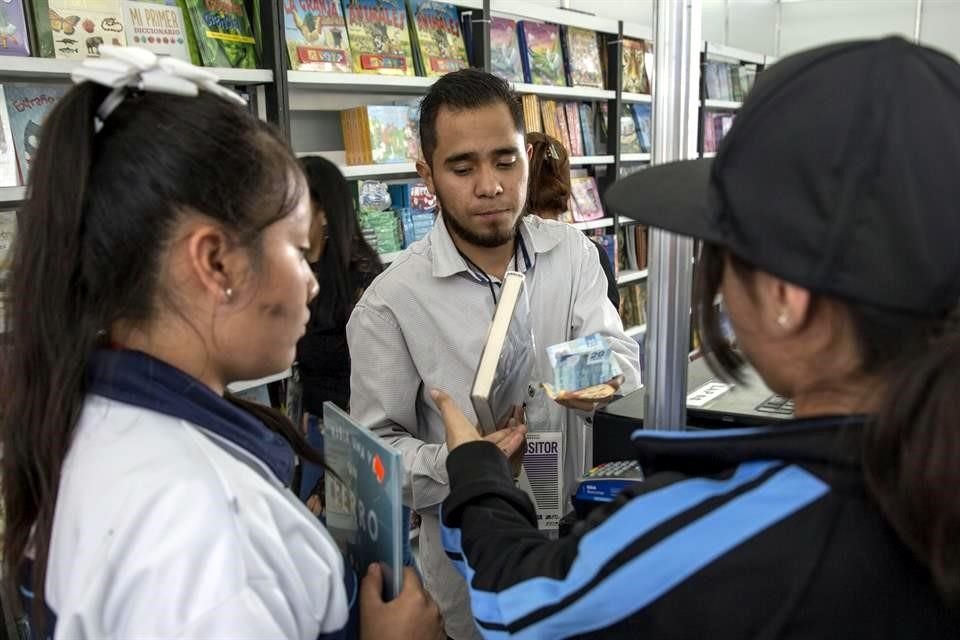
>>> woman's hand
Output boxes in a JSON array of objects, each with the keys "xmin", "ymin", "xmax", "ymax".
[
  {"xmin": 360, "ymin": 564, "xmax": 444, "ymax": 640},
  {"xmin": 431, "ymin": 389, "xmax": 526, "ymax": 456}
]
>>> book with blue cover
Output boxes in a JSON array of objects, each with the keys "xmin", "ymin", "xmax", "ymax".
[{"xmin": 323, "ymin": 402, "xmax": 404, "ymax": 600}]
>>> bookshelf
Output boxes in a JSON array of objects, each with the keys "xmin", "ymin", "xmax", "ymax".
[
  {"xmin": 704, "ymin": 99, "xmax": 742, "ymax": 110},
  {"xmin": 621, "ymin": 153, "xmax": 652, "ymax": 163},
  {"xmin": 570, "ymin": 155, "xmax": 616, "ymax": 166},
  {"xmin": 617, "ymin": 269, "xmax": 648, "ymax": 286},
  {"xmin": 0, "ymin": 187, "xmax": 28, "ymax": 208},
  {"xmin": 0, "ymin": 57, "xmax": 274, "ymax": 84}
]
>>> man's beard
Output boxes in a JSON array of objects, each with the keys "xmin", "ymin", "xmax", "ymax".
[{"xmin": 437, "ymin": 195, "xmax": 520, "ymax": 249}]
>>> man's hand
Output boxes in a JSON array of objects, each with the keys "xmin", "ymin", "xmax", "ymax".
[
  {"xmin": 360, "ymin": 564, "xmax": 444, "ymax": 640},
  {"xmin": 554, "ymin": 377, "xmax": 622, "ymax": 412},
  {"xmin": 431, "ymin": 389, "xmax": 527, "ymax": 456}
]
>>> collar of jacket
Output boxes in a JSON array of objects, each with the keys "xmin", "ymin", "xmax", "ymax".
[
  {"xmin": 631, "ymin": 415, "xmax": 868, "ymax": 477},
  {"xmin": 87, "ymin": 349, "xmax": 295, "ymax": 483},
  {"xmin": 429, "ymin": 214, "xmax": 557, "ymax": 279}
]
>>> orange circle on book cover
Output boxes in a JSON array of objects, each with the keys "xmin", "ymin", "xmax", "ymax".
[{"xmin": 372, "ymin": 454, "xmax": 386, "ymax": 484}]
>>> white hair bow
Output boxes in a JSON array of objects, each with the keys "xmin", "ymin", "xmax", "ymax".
[{"xmin": 70, "ymin": 45, "xmax": 246, "ymax": 132}]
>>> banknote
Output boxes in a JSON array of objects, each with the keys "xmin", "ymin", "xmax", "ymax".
[{"xmin": 545, "ymin": 333, "xmax": 623, "ymax": 393}]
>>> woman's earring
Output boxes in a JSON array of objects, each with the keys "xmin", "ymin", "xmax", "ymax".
[
  {"xmin": 776, "ymin": 310, "xmax": 790, "ymax": 328},
  {"xmin": 224, "ymin": 287, "xmax": 233, "ymax": 302}
]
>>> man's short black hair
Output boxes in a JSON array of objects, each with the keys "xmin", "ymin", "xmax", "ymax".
[{"xmin": 418, "ymin": 68, "xmax": 525, "ymax": 165}]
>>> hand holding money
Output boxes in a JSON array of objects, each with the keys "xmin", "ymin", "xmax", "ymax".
[{"xmin": 543, "ymin": 333, "xmax": 624, "ymax": 411}]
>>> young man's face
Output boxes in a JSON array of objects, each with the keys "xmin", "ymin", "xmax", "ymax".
[{"xmin": 418, "ymin": 102, "xmax": 529, "ymax": 250}]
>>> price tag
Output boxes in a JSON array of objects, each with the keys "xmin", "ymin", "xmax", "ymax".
[{"xmin": 686, "ymin": 382, "xmax": 732, "ymax": 408}]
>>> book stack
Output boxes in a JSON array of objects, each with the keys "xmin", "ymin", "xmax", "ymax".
[
  {"xmin": 341, "ymin": 105, "xmax": 419, "ymax": 165},
  {"xmin": 705, "ymin": 60, "xmax": 758, "ymax": 101},
  {"xmin": 357, "ymin": 180, "xmax": 403, "ymax": 255},
  {"xmin": 390, "ymin": 181, "xmax": 436, "ymax": 247}
]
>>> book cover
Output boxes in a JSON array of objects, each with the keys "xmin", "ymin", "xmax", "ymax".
[
  {"xmin": 122, "ymin": 0, "xmax": 190, "ymax": 61},
  {"xmin": 621, "ymin": 37, "xmax": 649, "ymax": 94},
  {"xmin": 342, "ymin": 0, "xmax": 414, "ymax": 76},
  {"xmin": 182, "ymin": 0, "xmax": 258, "ymax": 68},
  {"xmin": 553, "ymin": 100, "xmax": 570, "ymax": 154},
  {"xmin": 4, "ymin": 84, "xmax": 66, "ymax": 183},
  {"xmin": 597, "ymin": 234, "xmax": 616, "ymax": 274},
  {"xmin": 323, "ymin": 402, "xmax": 404, "ymax": 600},
  {"xmin": 457, "ymin": 8, "xmax": 471, "ymax": 66},
  {"xmin": 0, "ymin": 0, "xmax": 30, "ymax": 55},
  {"xmin": 489, "ymin": 16, "xmax": 522, "ymax": 83},
  {"xmin": 521, "ymin": 93, "xmax": 541, "ymax": 133},
  {"xmin": 35, "ymin": 0, "xmax": 126, "ymax": 60},
  {"xmin": 564, "ymin": 102, "xmax": 583, "ymax": 157},
  {"xmin": 619, "ymin": 105, "xmax": 641, "ymax": 154},
  {"xmin": 569, "ymin": 174, "xmax": 603, "ymax": 222},
  {"xmin": 0, "ymin": 88, "xmax": 17, "ymax": 187},
  {"xmin": 561, "ymin": 25, "xmax": 602, "ymax": 88},
  {"xmin": 366, "ymin": 105, "xmax": 418, "ymax": 164},
  {"xmin": 283, "ymin": 0, "xmax": 350, "ymax": 71},
  {"xmin": 407, "ymin": 0, "xmax": 467, "ymax": 77},
  {"xmin": 631, "ymin": 102, "xmax": 651, "ymax": 153},
  {"xmin": 518, "ymin": 20, "xmax": 564, "ymax": 86},
  {"xmin": 578, "ymin": 102, "xmax": 595, "ymax": 156}
]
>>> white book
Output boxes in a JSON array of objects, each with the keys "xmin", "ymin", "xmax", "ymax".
[
  {"xmin": 0, "ymin": 86, "xmax": 18, "ymax": 187},
  {"xmin": 470, "ymin": 271, "xmax": 534, "ymax": 434}
]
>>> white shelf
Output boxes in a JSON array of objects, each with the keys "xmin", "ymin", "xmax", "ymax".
[
  {"xmin": 621, "ymin": 153, "xmax": 651, "ymax": 163},
  {"xmin": 0, "ymin": 186, "xmax": 27, "ymax": 204},
  {"xmin": 512, "ymin": 82, "xmax": 614, "ymax": 101},
  {"xmin": 288, "ymin": 71, "xmax": 434, "ymax": 93},
  {"xmin": 492, "ymin": 0, "xmax": 619, "ymax": 34},
  {"xmin": 703, "ymin": 42, "xmax": 766, "ymax": 65},
  {"xmin": 340, "ymin": 162, "xmax": 418, "ymax": 179},
  {"xmin": 617, "ymin": 269, "xmax": 648, "ymax": 286},
  {"xmin": 704, "ymin": 99, "xmax": 742, "ymax": 110},
  {"xmin": 623, "ymin": 22, "xmax": 653, "ymax": 41},
  {"xmin": 571, "ymin": 216, "xmax": 613, "ymax": 231},
  {"xmin": 569, "ymin": 155, "xmax": 614, "ymax": 166},
  {"xmin": 227, "ymin": 368, "xmax": 292, "ymax": 393},
  {"xmin": 0, "ymin": 56, "xmax": 272, "ymax": 83},
  {"xmin": 625, "ymin": 324, "xmax": 647, "ymax": 338},
  {"xmin": 380, "ymin": 250, "xmax": 403, "ymax": 264},
  {"xmin": 702, "ymin": 151, "xmax": 717, "ymax": 158},
  {"xmin": 622, "ymin": 92, "xmax": 652, "ymax": 104}
]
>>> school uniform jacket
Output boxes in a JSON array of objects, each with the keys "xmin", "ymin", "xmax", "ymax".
[
  {"xmin": 35, "ymin": 349, "xmax": 353, "ymax": 639},
  {"xmin": 440, "ymin": 417, "xmax": 959, "ymax": 639}
]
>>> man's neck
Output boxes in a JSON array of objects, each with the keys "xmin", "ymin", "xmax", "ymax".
[{"xmin": 450, "ymin": 229, "xmax": 517, "ymax": 280}]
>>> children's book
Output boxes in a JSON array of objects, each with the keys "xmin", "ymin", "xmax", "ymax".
[
  {"xmin": 33, "ymin": 0, "xmax": 126, "ymax": 59},
  {"xmin": 622, "ymin": 37, "xmax": 650, "ymax": 94},
  {"xmin": 342, "ymin": 0, "xmax": 414, "ymax": 76},
  {"xmin": 181, "ymin": 0, "xmax": 258, "ymax": 68},
  {"xmin": 564, "ymin": 101, "xmax": 583, "ymax": 157},
  {"xmin": 0, "ymin": 0, "xmax": 30, "ymax": 55},
  {"xmin": 283, "ymin": 0, "xmax": 350, "ymax": 71},
  {"xmin": 0, "ymin": 87, "xmax": 18, "ymax": 187},
  {"xmin": 4, "ymin": 84, "xmax": 66, "ymax": 182},
  {"xmin": 619, "ymin": 105, "xmax": 642, "ymax": 153},
  {"xmin": 122, "ymin": 0, "xmax": 190, "ymax": 61},
  {"xmin": 323, "ymin": 402, "xmax": 404, "ymax": 601},
  {"xmin": 518, "ymin": 20, "xmax": 564, "ymax": 86},
  {"xmin": 407, "ymin": 0, "xmax": 467, "ymax": 77},
  {"xmin": 561, "ymin": 25, "xmax": 602, "ymax": 88},
  {"xmin": 578, "ymin": 102, "xmax": 595, "ymax": 156},
  {"xmin": 489, "ymin": 16, "xmax": 522, "ymax": 83},
  {"xmin": 569, "ymin": 174, "xmax": 603, "ymax": 221},
  {"xmin": 631, "ymin": 102, "xmax": 651, "ymax": 153}
]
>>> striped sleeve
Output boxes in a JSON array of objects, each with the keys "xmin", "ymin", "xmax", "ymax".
[{"xmin": 441, "ymin": 442, "xmax": 829, "ymax": 639}]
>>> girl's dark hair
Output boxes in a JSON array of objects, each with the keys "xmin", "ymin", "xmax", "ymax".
[
  {"xmin": 0, "ymin": 83, "xmax": 320, "ymax": 623},
  {"xmin": 694, "ymin": 241, "xmax": 959, "ymax": 608},
  {"xmin": 526, "ymin": 132, "xmax": 571, "ymax": 216},
  {"xmin": 300, "ymin": 156, "xmax": 381, "ymax": 324}
]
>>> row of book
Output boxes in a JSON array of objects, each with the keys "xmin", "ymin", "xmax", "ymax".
[
  {"xmin": 702, "ymin": 111, "xmax": 735, "ymax": 154},
  {"xmin": 704, "ymin": 60, "xmax": 758, "ymax": 102},
  {"xmin": 616, "ymin": 224, "xmax": 649, "ymax": 275},
  {"xmin": 340, "ymin": 105, "xmax": 419, "ymax": 166},
  {"xmin": 620, "ymin": 282, "xmax": 647, "ymax": 332},
  {"xmin": 355, "ymin": 178, "xmax": 436, "ymax": 255},
  {"xmin": 0, "ymin": 0, "xmax": 257, "ymax": 67}
]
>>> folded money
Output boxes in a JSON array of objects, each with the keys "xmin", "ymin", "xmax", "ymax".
[{"xmin": 545, "ymin": 333, "xmax": 623, "ymax": 393}]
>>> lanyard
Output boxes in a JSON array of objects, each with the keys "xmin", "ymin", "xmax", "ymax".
[{"xmin": 457, "ymin": 233, "xmax": 522, "ymax": 308}]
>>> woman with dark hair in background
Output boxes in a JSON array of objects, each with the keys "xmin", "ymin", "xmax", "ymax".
[
  {"xmin": 296, "ymin": 156, "xmax": 383, "ymax": 516},
  {"xmin": 526, "ymin": 131, "xmax": 619, "ymax": 310},
  {"xmin": 0, "ymin": 48, "xmax": 441, "ymax": 639}
]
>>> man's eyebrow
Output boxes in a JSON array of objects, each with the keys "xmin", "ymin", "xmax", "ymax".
[{"xmin": 443, "ymin": 151, "xmax": 479, "ymax": 165}]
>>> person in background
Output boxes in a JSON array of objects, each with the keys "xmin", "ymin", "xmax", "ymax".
[
  {"xmin": 432, "ymin": 37, "xmax": 959, "ymax": 638},
  {"xmin": 0, "ymin": 47, "xmax": 442, "ymax": 640},
  {"xmin": 526, "ymin": 131, "xmax": 619, "ymax": 310},
  {"xmin": 296, "ymin": 156, "xmax": 383, "ymax": 517},
  {"xmin": 347, "ymin": 68, "xmax": 640, "ymax": 640}
]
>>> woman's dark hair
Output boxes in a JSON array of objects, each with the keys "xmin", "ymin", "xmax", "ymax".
[
  {"xmin": 300, "ymin": 156, "xmax": 381, "ymax": 324},
  {"xmin": 0, "ymin": 83, "xmax": 322, "ymax": 624},
  {"xmin": 694, "ymin": 241, "xmax": 959, "ymax": 608},
  {"xmin": 526, "ymin": 132, "xmax": 571, "ymax": 216}
]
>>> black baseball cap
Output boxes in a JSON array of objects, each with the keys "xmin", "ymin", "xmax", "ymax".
[{"xmin": 606, "ymin": 37, "xmax": 960, "ymax": 316}]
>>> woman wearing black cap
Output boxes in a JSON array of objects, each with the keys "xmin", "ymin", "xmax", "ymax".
[{"xmin": 428, "ymin": 37, "xmax": 959, "ymax": 638}]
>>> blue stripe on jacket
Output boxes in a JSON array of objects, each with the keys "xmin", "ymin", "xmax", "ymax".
[{"xmin": 442, "ymin": 462, "xmax": 828, "ymax": 639}]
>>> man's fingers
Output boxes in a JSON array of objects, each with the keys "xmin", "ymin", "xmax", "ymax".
[{"xmin": 359, "ymin": 563, "xmax": 384, "ymax": 607}]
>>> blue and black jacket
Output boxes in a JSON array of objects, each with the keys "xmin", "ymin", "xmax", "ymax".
[{"xmin": 441, "ymin": 417, "xmax": 958, "ymax": 639}]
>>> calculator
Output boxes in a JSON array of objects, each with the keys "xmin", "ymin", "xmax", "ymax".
[{"xmin": 573, "ymin": 460, "xmax": 645, "ymax": 517}]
